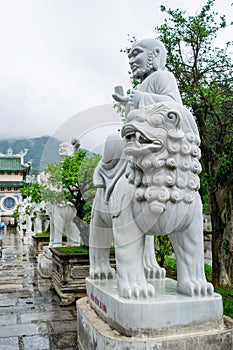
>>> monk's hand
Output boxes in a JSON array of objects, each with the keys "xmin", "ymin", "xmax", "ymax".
[{"xmin": 112, "ymin": 93, "xmax": 129, "ymax": 106}]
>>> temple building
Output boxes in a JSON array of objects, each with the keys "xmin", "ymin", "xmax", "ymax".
[{"xmin": 0, "ymin": 148, "xmax": 31, "ymax": 222}]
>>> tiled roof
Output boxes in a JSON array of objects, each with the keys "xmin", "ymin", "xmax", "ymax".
[
  {"xmin": 0, "ymin": 181, "xmax": 27, "ymax": 188},
  {"xmin": 0, "ymin": 157, "xmax": 30, "ymax": 171}
]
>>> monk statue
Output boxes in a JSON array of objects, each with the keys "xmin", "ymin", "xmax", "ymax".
[
  {"xmin": 89, "ymin": 38, "xmax": 214, "ymax": 300},
  {"xmin": 112, "ymin": 38, "xmax": 182, "ymax": 115}
]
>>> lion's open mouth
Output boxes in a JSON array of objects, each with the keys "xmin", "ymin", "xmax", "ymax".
[{"xmin": 122, "ymin": 124, "xmax": 163, "ymax": 155}]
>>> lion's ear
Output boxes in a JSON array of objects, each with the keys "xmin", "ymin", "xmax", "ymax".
[
  {"xmin": 166, "ymin": 110, "xmax": 180, "ymax": 127},
  {"xmin": 153, "ymin": 47, "xmax": 160, "ymax": 57}
]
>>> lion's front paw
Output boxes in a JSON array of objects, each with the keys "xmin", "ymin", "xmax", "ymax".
[
  {"xmin": 144, "ymin": 265, "xmax": 166, "ymax": 280},
  {"xmin": 119, "ymin": 281, "xmax": 155, "ymax": 299},
  {"xmin": 177, "ymin": 279, "xmax": 214, "ymax": 297},
  {"xmin": 90, "ymin": 267, "xmax": 116, "ymax": 280}
]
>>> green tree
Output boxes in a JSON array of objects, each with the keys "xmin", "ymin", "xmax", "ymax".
[
  {"xmin": 42, "ymin": 162, "xmax": 67, "ymax": 204},
  {"xmin": 155, "ymin": 236, "xmax": 173, "ymax": 268},
  {"xmin": 61, "ymin": 150, "xmax": 101, "ymax": 223},
  {"xmin": 156, "ymin": 0, "xmax": 233, "ymax": 287},
  {"xmin": 20, "ymin": 183, "xmax": 42, "ymax": 204},
  {"xmin": 20, "ymin": 183, "xmax": 47, "ymax": 230},
  {"xmin": 20, "ymin": 149, "xmax": 101, "ymax": 246},
  {"xmin": 44, "ymin": 150, "xmax": 101, "ymax": 246}
]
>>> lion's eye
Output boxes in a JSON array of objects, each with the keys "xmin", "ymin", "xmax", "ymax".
[
  {"xmin": 136, "ymin": 132, "xmax": 150, "ymax": 144},
  {"xmin": 149, "ymin": 115, "xmax": 163, "ymax": 126}
]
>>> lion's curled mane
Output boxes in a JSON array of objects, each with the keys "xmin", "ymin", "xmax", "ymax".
[{"xmin": 122, "ymin": 102, "xmax": 202, "ymax": 216}]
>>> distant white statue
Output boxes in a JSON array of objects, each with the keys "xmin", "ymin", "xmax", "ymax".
[
  {"xmin": 17, "ymin": 201, "xmax": 27, "ymax": 236},
  {"xmin": 23, "ymin": 198, "xmax": 33, "ymax": 233},
  {"xmin": 58, "ymin": 138, "xmax": 80, "ymax": 160},
  {"xmin": 32, "ymin": 201, "xmax": 47, "ymax": 234},
  {"xmin": 48, "ymin": 202, "xmax": 80, "ymax": 247},
  {"xmin": 58, "ymin": 141, "xmax": 74, "ymax": 160},
  {"xmin": 42, "ymin": 139, "xmax": 81, "ymax": 247}
]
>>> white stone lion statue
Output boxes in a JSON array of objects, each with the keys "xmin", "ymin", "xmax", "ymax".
[{"xmin": 89, "ymin": 102, "xmax": 214, "ymax": 299}]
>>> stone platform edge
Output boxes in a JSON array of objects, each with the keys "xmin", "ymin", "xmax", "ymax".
[
  {"xmin": 86, "ymin": 277, "xmax": 223, "ymax": 337},
  {"xmin": 76, "ymin": 297, "xmax": 233, "ymax": 350}
]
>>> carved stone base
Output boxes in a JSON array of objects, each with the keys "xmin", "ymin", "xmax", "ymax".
[
  {"xmin": 86, "ymin": 277, "xmax": 223, "ymax": 337},
  {"xmin": 27, "ymin": 236, "xmax": 34, "ymax": 257},
  {"xmin": 37, "ymin": 247, "xmax": 53, "ymax": 278},
  {"xmin": 50, "ymin": 248, "xmax": 90, "ymax": 305},
  {"xmin": 77, "ymin": 297, "xmax": 233, "ymax": 350},
  {"xmin": 31, "ymin": 235, "xmax": 50, "ymax": 258},
  {"xmin": 23, "ymin": 236, "xmax": 31, "ymax": 245}
]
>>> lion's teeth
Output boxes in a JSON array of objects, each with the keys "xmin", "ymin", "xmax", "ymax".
[
  {"xmin": 153, "ymin": 140, "xmax": 161, "ymax": 145},
  {"xmin": 135, "ymin": 132, "xmax": 141, "ymax": 141}
]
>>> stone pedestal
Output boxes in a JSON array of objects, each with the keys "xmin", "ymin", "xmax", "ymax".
[
  {"xmin": 37, "ymin": 246, "xmax": 53, "ymax": 278},
  {"xmin": 23, "ymin": 231, "xmax": 33, "ymax": 245},
  {"xmin": 49, "ymin": 248, "xmax": 90, "ymax": 305},
  {"xmin": 31, "ymin": 235, "xmax": 50, "ymax": 258},
  {"xmin": 76, "ymin": 278, "xmax": 233, "ymax": 349},
  {"xmin": 46, "ymin": 248, "xmax": 116, "ymax": 306},
  {"xmin": 28, "ymin": 235, "xmax": 34, "ymax": 257},
  {"xmin": 77, "ymin": 297, "xmax": 233, "ymax": 350}
]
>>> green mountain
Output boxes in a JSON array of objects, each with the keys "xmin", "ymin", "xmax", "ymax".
[{"xmin": 0, "ymin": 136, "xmax": 61, "ymax": 172}]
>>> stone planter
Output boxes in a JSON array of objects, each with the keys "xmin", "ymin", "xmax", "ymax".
[
  {"xmin": 50, "ymin": 247, "xmax": 115, "ymax": 306},
  {"xmin": 31, "ymin": 234, "xmax": 68, "ymax": 259},
  {"xmin": 31, "ymin": 235, "xmax": 50, "ymax": 258}
]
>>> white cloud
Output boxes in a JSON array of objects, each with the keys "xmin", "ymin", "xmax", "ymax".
[{"xmin": 0, "ymin": 0, "xmax": 232, "ymax": 139}]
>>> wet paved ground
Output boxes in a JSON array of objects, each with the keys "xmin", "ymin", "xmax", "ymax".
[{"xmin": 0, "ymin": 228, "xmax": 78, "ymax": 350}]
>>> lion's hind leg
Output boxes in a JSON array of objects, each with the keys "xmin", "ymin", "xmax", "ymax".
[
  {"xmin": 143, "ymin": 235, "xmax": 166, "ymax": 279},
  {"xmin": 89, "ymin": 212, "xmax": 115, "ymax": 280}
]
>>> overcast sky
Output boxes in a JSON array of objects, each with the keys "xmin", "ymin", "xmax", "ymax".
[{"xmin": 0, "ymin": 0, "xmax": 232, "ymax": 150}]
